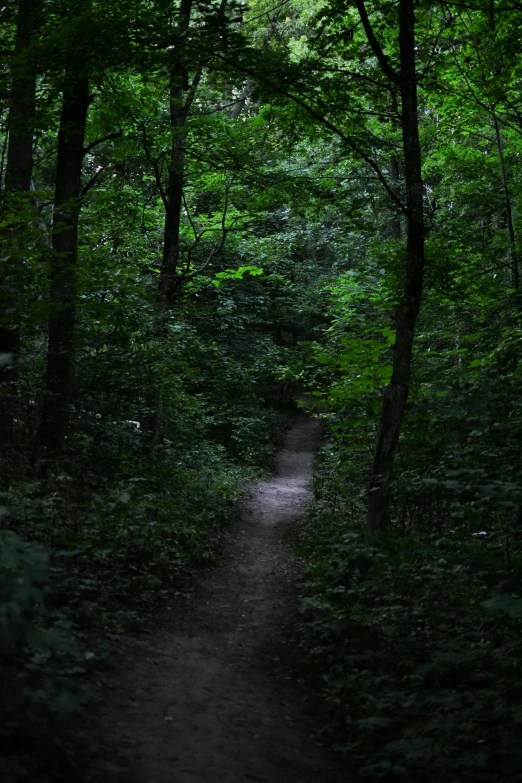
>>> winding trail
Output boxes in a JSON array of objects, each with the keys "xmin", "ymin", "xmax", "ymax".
[{"xmin": 88, "ymin": 413, "xmax": 346, "ymax": 783}]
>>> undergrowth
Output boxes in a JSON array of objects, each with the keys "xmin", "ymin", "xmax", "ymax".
[
  {"xmin": 0, "ymin": 403, "xmax": 289, "ymax": 782},
  {"xmin": 297, "ymin": 449, "xmax": 522, "ymax": 783}
]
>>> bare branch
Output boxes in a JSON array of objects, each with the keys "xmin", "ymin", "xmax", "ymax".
[
  {"xmin": 80, "ymin": 165, "xmax": 108, "ymax": 198},
  {"xmin": 244, "ymin": 0, "xmax": 292, "ymax": 25},
  {"xmin": 184, "ymin": 230, "xmax": 204, "ymax": 272},
  {"xmin": 142, "ymin": 131, "xmax": 168, "ymax": 209},
  {"xmin": 354, "ymin": 0, "xmax": 400, "ymax": 85},
  {"xmin": 152, "ymin": 158, "xmax": 168, "ymax": 210},
  {"xmin": 83, "ymin": 129, "xmax": 122, "ymax": 156},
  {"xmin": 196, "ymin": 98, "xmax": 249, "ymax": 116},
  {"xmin": 184, "ymin": 60, "xmax": 204, "ymax": 116},
  {"xmin": 304, "ymin": 64, "xmax": 391, "ymax": 92},
  {"xmin": 419, "ymin": 15, "xmax": 453, "ymax": 79},
  {"xmin": 183, "ymin": 175, "xmax": 235, "ymax": 282},
  {"xmin": 182, "ymin": 189, "xmax": 199, "ymax": 241}
]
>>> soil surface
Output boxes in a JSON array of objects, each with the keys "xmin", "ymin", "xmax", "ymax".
[{"xmin": 86, "ymin": 412, "xmax": 347, "ymax": 783}]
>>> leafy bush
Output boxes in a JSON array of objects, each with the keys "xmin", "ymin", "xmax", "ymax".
[
  {"xmin": 297, "ymin": 491, "xmax": 522, "ymax": 782},
  {"xmin": 2, "ymin": 457, "xmax": 244, "ymax": 632},
  {"xmin": 0, "ymin": 440, "xmax": 260, "ymax": 781},
  {"xmin": 0, "ymin": 531, "xmax": 85, "ymax": 783}
]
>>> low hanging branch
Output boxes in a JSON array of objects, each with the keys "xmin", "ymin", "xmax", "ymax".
[{"xmin": 168, "ymin": 175, "xmax": 237, "ymax": 298}]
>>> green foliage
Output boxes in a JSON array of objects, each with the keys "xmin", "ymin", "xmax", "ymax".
[
  {"xmin": 211, "ymin": 265, "xmax": 264, "ymax": 287},
  {"xmin": 5, "ymin": 0, "xmax": 522, "ymax": 780},
  {"xmin": 0, "ymin": 531, "xmax": 48, "ymax": 658},
  {"xmin": 2, "ymin": 461, "xmax": 243, "ymax": 628},
  {"xmin": 297, "ymin": 486, "xmax": 522, "ymax": 782},
  {"xmin": 0, "ymin": 532, "xmax": 86, "ymax": 783}
]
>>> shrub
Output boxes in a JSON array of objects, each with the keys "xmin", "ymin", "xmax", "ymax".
[
  {"xmin": 297, "ymin": 479, "xmax": 522, "ymax": 781},
  {"xmin": 0, "ymin": 531, "xmax": 85, "ymax": 783}
]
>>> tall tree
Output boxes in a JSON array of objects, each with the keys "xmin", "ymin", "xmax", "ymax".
[
  {"xmin": 141, "ymin": 0, "xmax": 235, "ymax": 449},
  {"xmin": 213, "ymin": 0, "xmax": 427, "ymax": 535},
  {"xmin": 157, "ymin": 0, "xmax": 198, "ymax": 313},
  {"xmin": 32, "ymin": 12, "xmax": 91, "ymax": 474},
  {"xmin": 355, "ymin": 0, "xmax": 425, "ymax": 539},
  {"xmin": 0, "ymin": 0, "xmax": 42, "ymax": 483},
  {"xmin": 4, "ymin": 0, "xmax": 41, "ymax": 192}
]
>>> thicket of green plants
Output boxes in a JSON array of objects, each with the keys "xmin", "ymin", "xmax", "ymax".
[
  {"xmin": 2, "ymin": 0, "xmax": 522, "ymax": 780},
  {"xmin": 290, "ymin": 5, "xmax": 522, "ymax": 777}
]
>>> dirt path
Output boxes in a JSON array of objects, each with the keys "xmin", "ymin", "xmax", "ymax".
[{"xmin": 86, "ymin": 414, "xmax": 346, "ymax": 783}]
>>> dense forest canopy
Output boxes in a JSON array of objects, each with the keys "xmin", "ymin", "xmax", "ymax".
[{"xmin": 2, "ymin": 0, "xmax": 522, "ymax": 780}]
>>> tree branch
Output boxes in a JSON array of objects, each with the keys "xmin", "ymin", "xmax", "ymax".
[
  {"xmin": 83, "ymin": 129, "xmax": 122, "ymax": 156},
  {"xmin": 244, "ymin": 0, "xmax": 292, "ymax": 25},
  {"xmin": 80, "ymin": 165, "xmax": 108, "ymax": 198},
  {"xmin": 354, "ymin": 0, "xmax": 400, "ymax": 85},
  {"xmin": 182, "ymin": 189, "xmax": 199, "ymax": 242},
  {"xmin": 196, "ymin": 98, "xmax": 249, "ymax": 116},
  {"xmin": 182, "ymin": 175, "xmax": 235, "ymax": 283},
  {"xmin": 142, "ymin": 131, "xmax": 168, "ymax": 209},
  {"xmin": 183, "ymin": 60, "xmax": 204, "ymax": 116},
  {"xmin": 152, "ymin": 158, "xmax": 168, "ymax": 210}
]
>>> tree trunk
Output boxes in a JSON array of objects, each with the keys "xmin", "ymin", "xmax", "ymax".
[
  {"xmin": 157, "ymin": 0, "xmax": 193, "ymax": 312},
  {"xmin": 31, "ymin": 71, "xmax": 90, "ymax": 475},
  {"xmin": 493, "ymin": 114, "xmax": 519, "ymax": 291},
  {"xmin": 157, "ymin": 81, "xmax": 188, "ymax": 310},
  {"xmin": 4, "ymin": 0, "xmax": 41, "ymax": 192},
  {"xmin": 141, "ymin": 0, "xmax": 195, "ymax": 451},
  {"xmin": 365, "ymin": 0, "xmax": 425, "ymax": 539},
  {"xmin": 0, "ymin": 0, "xmax": 42, "ymax": 485}
]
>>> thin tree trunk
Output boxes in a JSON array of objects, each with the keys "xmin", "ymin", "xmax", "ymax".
[
  {"xmin": 230, "ymin": 81, "xmax": 251, "ymax": 119},
  {"xmin": 142, "ymin": 0, "xmax": 200, "ymax": 451},
  {"xmin": 31, "ymin": 71, "xmax": 90, "ymax": 475},
  {"xmin": 156, "ymin": 0, "xmax": 203, "ymax": 314},
  {"xmin": 389, "ymin": 154, "xmax": 402, "ymax": 239},
  {"xmin": 4, "ymin": 0, "xmax": 41, "ymax": 191},
  {"xmin": 0, "ymin": 0, "xmax": 42, "ymax": 484},
  {"xmin": 488, "ymin": 0, "xmax": 495, "ymax": 30},
  {"xmin": 158, "ymin": 68, "xmax": 190, "ymax": 307},
  {"xmin": 493, "ymin": 114, "xmax": 519, "ymax": 291},
  {"xmin": 493, "ymin": 114, "xmax": 522, "ymax": 524},
  {"xmin": 229, "ymin": 7, "xmax": 281, "ymax": 120},
  {"xmin": 364, "ymin": 0, "xmax": 425, "ymax": 539}
]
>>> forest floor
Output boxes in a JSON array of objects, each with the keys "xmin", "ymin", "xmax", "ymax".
[{"xmin": 84, "ymin": 411, "xmax": 348, "ymax": 783}]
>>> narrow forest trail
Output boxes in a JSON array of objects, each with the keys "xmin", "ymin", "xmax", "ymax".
[{"xmin": 87, "ymin": 412, "xmax": 347, "ymax": 783}]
